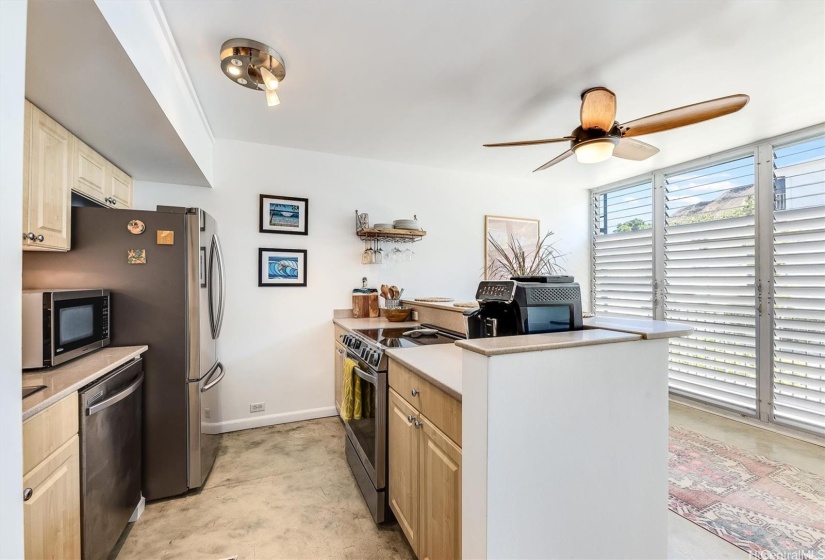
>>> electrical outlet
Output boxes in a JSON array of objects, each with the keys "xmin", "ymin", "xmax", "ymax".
[
  {"xmin": 204, "ymin": 408, "xmax": 211, "ymax": 419},
  {"xmin": 250, "ymin": 402, "xmax": 265, "ymax": 413}
]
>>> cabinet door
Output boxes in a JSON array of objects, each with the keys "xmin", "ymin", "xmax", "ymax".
[
  {"xmin": 389, "ymin": 388, "xmax": 420, "ymax": 554},
  {"xmin": 419, "ymin": 418, "xmax": 462, "ymax": 560},
  {"xmin": 72, "ymin": 138, "xmax": 107, "ymax": 204},
  {"xmin": 106, "ymin": 163, "xmax": 133, "ymax": 208},
  {"xmin": 334, "ymin": 342, "xmax": 345, "ymax": 413},
  {"xmin": 23, "ymin": 435, "xmax": 81, "ymax": 560},
  {"xmin": 24, "ymin": 102, "xmax": 72, "ymax": 250}
]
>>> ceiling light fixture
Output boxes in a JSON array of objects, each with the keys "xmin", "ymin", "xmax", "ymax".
[
  {"xmin": 573, "ymin": 137, "xmax": 619, "ymax": 164},
  {"xmin": 220, "ymin": 38, "xmax": 286, "ymax": 108}
]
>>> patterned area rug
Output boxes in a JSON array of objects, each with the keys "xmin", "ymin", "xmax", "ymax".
[{"xmin": 669, "ymin": 426, "xmax": 825, "ymax": 559}]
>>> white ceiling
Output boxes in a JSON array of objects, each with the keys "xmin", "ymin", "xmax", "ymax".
[
  {"xmin": 161, "ymin": 0, "xmax": 825, "ymax": 189},
  {"xmin": 25, "ymin": 0, "xmax": 209, "ymax": 186}
]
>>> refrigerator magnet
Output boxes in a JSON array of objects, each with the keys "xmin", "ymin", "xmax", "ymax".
[
  {"xmin": 127, "ymin": 249, "xmax": 146, "ymax": 264},
  {"xmin": 127, "ymin": 220, "xmax": 146, "ymax": 235},
  {"xmin": 157, "ymin": 230, "xmax": 174, "ymax": 245}
]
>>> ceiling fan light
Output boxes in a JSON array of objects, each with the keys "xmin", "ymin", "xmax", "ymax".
[
  {"xmin": 227, "ymin": 65, "xmax": 241, "ymax": 76},
  {"xmin": 574, "ymin": 138, "xmax": 617, "ymax": 164},
  {"xmin": 266, "ymin": 88, "xmax": 281, "ymax": 107},
  {"xmin": 260, "ymin": 66, "xmax": 280, "ymax": 90}
]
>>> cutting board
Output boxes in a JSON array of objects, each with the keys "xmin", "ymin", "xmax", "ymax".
[{"xmin": 352, "ymin": 291, "xmax": 379, "ymax": 318}]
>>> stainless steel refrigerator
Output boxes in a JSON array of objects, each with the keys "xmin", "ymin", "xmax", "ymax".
[{"xmin": 23, "ymin": 206, "xmax": 226, "ymax": 500}]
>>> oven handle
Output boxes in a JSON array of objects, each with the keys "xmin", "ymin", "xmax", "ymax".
[{"xmin": 353, "ymin": 365, "xmax": 378, "ymax": 386}]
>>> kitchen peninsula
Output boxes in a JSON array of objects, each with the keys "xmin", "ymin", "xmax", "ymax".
[{"xmin": 334, "ymin": 308, "xmax": 691, "ymax": 560}]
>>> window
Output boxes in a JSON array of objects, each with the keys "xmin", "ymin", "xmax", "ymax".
[
  {"xmin": 664, "ymin": 156, "xmax": 758, "ymax": 413},
  {"xmin": 591, "ymin": 182, "xmax": 653, "ymax": 317},
  {"xmin": 589, "ymin": 127, "xmax": 825, "ymax": 436},
  {"xmin": 772, "ymin": 136, "xmax": 825, "ymax": 433}
]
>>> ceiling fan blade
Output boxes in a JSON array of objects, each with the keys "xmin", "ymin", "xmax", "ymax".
[
  {"xmin": 580, "ymin": 87, "xmax": 616, "ymax": 132},
  {"xmin": 619, "ymin": 94, "xmax": 749, "ymax": 138},
  {"xmin": 612, "ymin": 137, "xmax": 659, "ymax": 161},
  {"xmin": 533, "ymin": 150, "xmax": 573, "ymax": 172},
  {"xmin": 484, "ymin": 137, "xmax": 573, "ymax": 147}
]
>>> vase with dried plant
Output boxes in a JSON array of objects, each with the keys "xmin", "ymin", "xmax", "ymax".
[{"xmin": 485, "ymin": 231, "xmax": 566, "ymax": 280}]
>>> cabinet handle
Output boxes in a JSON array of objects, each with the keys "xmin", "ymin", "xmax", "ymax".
[
  {"xmin": 36, "ymin": 235, "xmax": 44, "ymax": 242},
  {"xmin": 112, "ymin": 199, "xmax": 117, "ymax": 206},
  {"xmin": 23, "ymin": 488, "xmax": 32, "ymax": 501},
  {"xmin": 411, "ymin": 388, "xmax": 419, "ymax": 397},
  {"xmin": 25, "ymin": 232, "xmax": 35, "ymax": 241},
  {"xmin": 414, "ymin": 420, "xmax": 423, "ymax": 429},
  {"xmin": 407, "ymin": 414, "xmax": 415, "ymax": 423}
]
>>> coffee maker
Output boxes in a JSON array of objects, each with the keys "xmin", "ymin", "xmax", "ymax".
[{"xmin": 464, "ymin": 276, "xmax": 583, "ymax": 339}]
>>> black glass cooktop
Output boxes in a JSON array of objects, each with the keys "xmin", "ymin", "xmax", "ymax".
[{"xmin": 355, "ymin": 326, "xmax": 462, "ymax": 349}]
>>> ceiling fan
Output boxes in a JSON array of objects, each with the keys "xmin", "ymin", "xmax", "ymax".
[{"xmin": 484, "ymin": 88, "xmax": 749, "ymax": 172}]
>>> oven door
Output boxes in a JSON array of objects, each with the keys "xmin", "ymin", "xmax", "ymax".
[{"xmin": 342, "ymin": 355, "xmax": 387, "ymax": 491}]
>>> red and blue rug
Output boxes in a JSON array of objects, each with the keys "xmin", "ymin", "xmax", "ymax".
[{"xmin": 669, "ymin": 426, "xmax": 825, "ymax": 559}]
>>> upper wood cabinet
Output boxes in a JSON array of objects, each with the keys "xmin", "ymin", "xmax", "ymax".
[
  {"xmin": 72, "ymin": 134, "xmax": 133, "ymax": 209},
  {"xmin": 23, "ymin": 101, "xmax": 72, "ymax": 251}
]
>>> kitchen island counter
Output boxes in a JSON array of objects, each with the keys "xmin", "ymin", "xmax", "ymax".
[
  {"xmin": 385, "ymin": 343, "xmax": 463, "ymax": 401},
  {"xmin": 22, "ymin": 345, "xmax": 148, "ymax": 420}
]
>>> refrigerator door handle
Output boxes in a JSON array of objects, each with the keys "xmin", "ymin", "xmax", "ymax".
[
  {"xmin": 214, "ymin": 235, "xmax": 226, "ymax": 339},
  {"xmin": 202, "ymin": 362, "xmax": 225, "ymax": 393},
  {"xmin": 208, "ymin": 235, "xmax": 218, "ymax": 339}
]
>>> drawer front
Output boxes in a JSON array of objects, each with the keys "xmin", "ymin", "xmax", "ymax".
[
  {"xmin": 334, "ymin": 324, "xmax": 348, "ymax": 344},
  {"xmin": 389, "ymin": 360, "xmax": 461, "ymax": 447},
  {"xmin": 23, "ymin": 392, "xmax": 79, "ymax": 475}
]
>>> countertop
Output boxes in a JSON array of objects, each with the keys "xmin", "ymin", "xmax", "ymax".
[
  {"xmin": 386, "ymin": 344, "xmax": 464, "ymax": 401},
  {"xmin": 456, "ymin": 329, "xmax": 641, "ymax": 356},
  {"xmin": 401, "ymin": 299, "xmax": 470, "ymax": 313},
  {"xmin": 583, "ymin": 316, "xmax": 693, "ymax": 339},
  {"xmin": 22, "ymin": 346, "xmax": 148, "ymax": 421},
  {"xmin": 333, "ymin": 316, "xmax": 421, "ymax": 331}
]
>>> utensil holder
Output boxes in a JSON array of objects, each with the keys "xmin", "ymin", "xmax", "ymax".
[{"xmin": 385, "ymin": 298, "xmax": 402, "ymax": 309}]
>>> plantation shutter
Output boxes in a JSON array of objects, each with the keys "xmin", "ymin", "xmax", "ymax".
[
  {"xmin": 772, "ymin": 135, "xmax": 825, "ymax": 434},
  {"xmin": 664, "ymin": 156, "xmax": 758, "ymax": 413},
  {"xmin": 591, "ymin": 182, "xmax": 653, "ymax": 317}
]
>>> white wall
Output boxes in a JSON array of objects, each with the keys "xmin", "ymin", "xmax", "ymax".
[
  {"xmin": 135, "ymin": 138, "xmax": 591, "ymax": 430},
  {"xmin": 0, "ymin": 1, "xmax": 27, "ymax": 557}
]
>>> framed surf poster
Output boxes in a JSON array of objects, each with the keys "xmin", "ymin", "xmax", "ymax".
[
  {"xmin": 259, "ymin": 194, "xmax": 308, "ymax": 235},
  {"xmin": 258, "ymin": 248, "xmax": 307, "ymax": 287}
]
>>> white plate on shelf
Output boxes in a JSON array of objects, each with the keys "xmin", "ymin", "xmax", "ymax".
[
  {"xmin": 373, "ymin": 223, "xmax": 393, "ymax": 229},
  {"xmin": 393, "ymin": 219, "xmax": 420, "ymax": 230}
]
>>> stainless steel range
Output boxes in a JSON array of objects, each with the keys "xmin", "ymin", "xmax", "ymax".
[{"xmin": 339, "ymin": 324, "xmax": 462, "ymax": 523}]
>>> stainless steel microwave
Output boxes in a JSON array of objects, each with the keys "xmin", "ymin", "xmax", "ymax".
[{"xmin": 23, "ymin": 289, "xmax": 111, "ymax": 369}]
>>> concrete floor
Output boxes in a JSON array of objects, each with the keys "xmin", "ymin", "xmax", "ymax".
[{"xmin": 115, "ymin": 403, "xmax": 823, "ymax": 560}]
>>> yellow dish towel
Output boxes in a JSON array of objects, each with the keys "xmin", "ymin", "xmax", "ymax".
[{"xmin": 341, "ymin": 358, "xmax": 357, "ymax": 421}]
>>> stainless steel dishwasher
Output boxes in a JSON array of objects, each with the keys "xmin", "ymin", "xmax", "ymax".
[{"xmin": 79, "ymin": 357, "xmax": 143, "ymax": 560}]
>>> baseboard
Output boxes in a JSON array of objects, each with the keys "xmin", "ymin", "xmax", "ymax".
[{"xmin": 203, "ymin": 406, "xmax": 338, "ymax": 434}]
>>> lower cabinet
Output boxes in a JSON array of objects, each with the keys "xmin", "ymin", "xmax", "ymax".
[
  {"xmin": 22, "ymin": 392, "xmax": 81, "ymax": 560},
  {"xmin": 334, "ymin": 341, "xmax": 345, "ymax": 413},
  {"xmin": 388, "ymin": 367, "xmax": 462, "ymax": 560},
  {"xmin": 23, "ymin": 436, "xmax": 81, "ymax": 559}
]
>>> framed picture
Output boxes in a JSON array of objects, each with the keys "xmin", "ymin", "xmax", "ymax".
[
  {"xmin": 484, "ymin": 215, "xmax": 540, "ymax": 280},
  {"xmin": 259, "ymin": 194, "xmax": 308, "ymax": 235},
  {"xmin": 199, "ymin": 247, "xmax": 207, "ymax": 287},
  {"xmin": 258, "ymin": 248, "xmax": 307, "ymax": 287}
]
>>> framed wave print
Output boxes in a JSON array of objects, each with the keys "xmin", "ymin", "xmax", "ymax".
[
  {"xmin": 259, "ymin": 194, "xmax": 308, "ymax": 235},
  {"xmin": 258, "ymin": 248, "xmax": 307, "ymax": 287}
]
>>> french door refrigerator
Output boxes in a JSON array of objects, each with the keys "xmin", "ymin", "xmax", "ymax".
[{"xmin": 23, "ymin": 206, "xmax": 226, "ymax": 500}]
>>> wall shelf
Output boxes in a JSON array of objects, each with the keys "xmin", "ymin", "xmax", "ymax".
[{"xmin": 356, "ymin": 228, "xmax": 426, "ymax": 243}]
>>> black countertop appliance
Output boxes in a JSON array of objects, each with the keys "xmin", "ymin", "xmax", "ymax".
[{"xmin": 465, "ymin": 275, "xmax": 583, "ymax": 338}]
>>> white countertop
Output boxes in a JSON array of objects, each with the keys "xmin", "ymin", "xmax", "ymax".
[
  {"xmin": 583, "ymin": 316, "xmax": 693, "ymax": 339},
  {"xmin": 386, "ymin": 344, "xmax": 464, "ymax": 401},
  {"xmin": 22, "ymin": 346, "xmax": 148, "ymax": 421},
  {"xmin": 333, "ymin": 316, "xmax": 421, "ymax": 331},
  {"xmin": 456, "ymin": 329, "xmax": 641, "ymax": 356}
]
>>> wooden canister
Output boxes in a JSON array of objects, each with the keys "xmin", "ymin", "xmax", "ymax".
[{"xmin": 352, "ymin": 291, "xmax": 379, "ymax": 318}]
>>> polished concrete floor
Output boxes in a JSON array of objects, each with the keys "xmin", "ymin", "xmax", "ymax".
[{"xmin": 115, "ymin": 403, "xmax": 823, "ymax": 560}]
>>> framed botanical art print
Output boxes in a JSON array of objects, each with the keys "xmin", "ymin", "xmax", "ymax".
[
  {"xmin": 258, "ymin": 248, "xmax": 307, "ymax": 287},
  {"xmin": 259, "ymin": 194, "xmax": 308, "ymax": 235},
  {"xmin": 484, "ymin": 215, "xmax": 540, "ymax": 280}
]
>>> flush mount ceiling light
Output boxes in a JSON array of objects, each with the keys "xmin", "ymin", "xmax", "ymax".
[{"xmin": 220, "ymin": 38, "xmax": 286, "ymax": 107}]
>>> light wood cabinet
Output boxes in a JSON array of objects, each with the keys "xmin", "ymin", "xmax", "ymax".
[
  {"xmin": 334, "ymin": 341, "xmax": 346, "ymax": 413},
  {"xmin": 72, "ymin": 135, "xmax": 133, "ymax": 209},
  {"xmin": 389, "ymin": 389, "xmax": 420, "ymax": 554},
  {"xmin": 23, "ymin": 436, "xmax": 81, "ymax": 560},
  {"xmin": 388, "ymin": 361, "xmax": 462, "ymax": 560},
  {"xmin": 23, "ymin": 101, "xmax": 72, "ymax": 251},
  {"xmin": 23, "ymin": 392, "xmax": 81, "ymax": 560}
]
